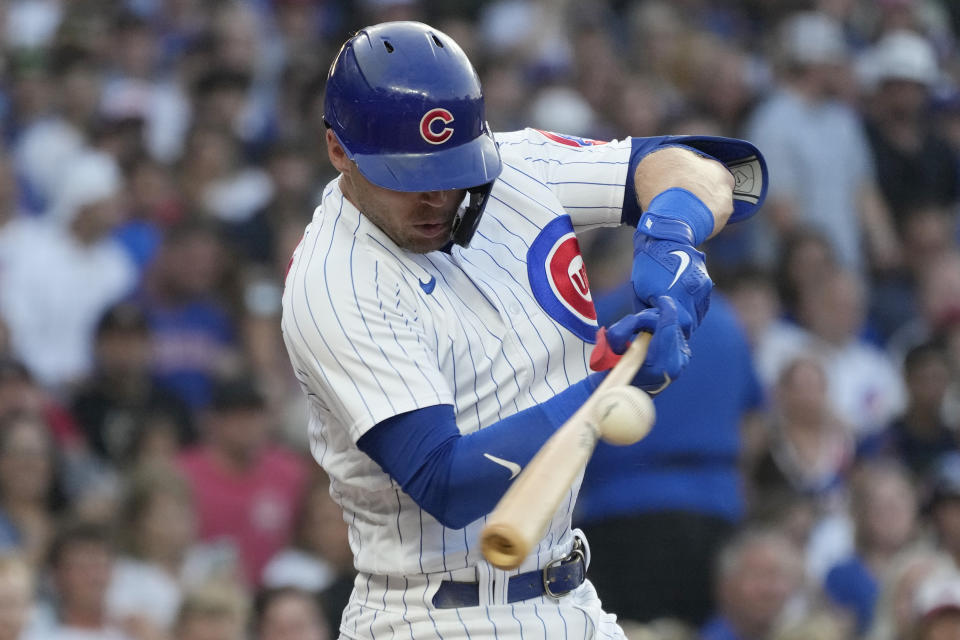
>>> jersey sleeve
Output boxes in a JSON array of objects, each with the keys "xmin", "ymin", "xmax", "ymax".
[
  {"xmin": 494, "ymin": 128, "xmax": 766, "ymax": 230},
  {"xmin": 282, "ymin": 235, "xmax": 453, "ymax": 443},
  {"xmin": 494, "ymin": 128, "xmax": 634, "ymax": 231}
]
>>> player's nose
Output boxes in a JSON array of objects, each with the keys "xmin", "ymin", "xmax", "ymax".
[{"xmin": 419, "ymin": 190, "xmax": 453, "ymax": 208}]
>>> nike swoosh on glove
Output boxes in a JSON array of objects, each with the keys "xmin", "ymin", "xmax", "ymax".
[
  {"xmin": 590, "ymin": 295, "xmax": 691, "ymax": 395},
  {"xmin": 631, "ymin": 233, "xmax": 713, "ymax": 338}
]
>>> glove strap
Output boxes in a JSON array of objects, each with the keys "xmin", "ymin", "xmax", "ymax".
[{"xmin": 638, "ymin": 188, "xmax": 714, "ymax": 246}]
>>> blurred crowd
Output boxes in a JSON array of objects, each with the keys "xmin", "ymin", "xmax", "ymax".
[{"xmin": 3, "ymin": 0, "xmax": 960, "ymax": 639}]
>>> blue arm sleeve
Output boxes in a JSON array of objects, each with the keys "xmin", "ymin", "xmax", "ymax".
[{"xmin": 356, "ymin": 373, "xmax": 605, "ymax": 529}]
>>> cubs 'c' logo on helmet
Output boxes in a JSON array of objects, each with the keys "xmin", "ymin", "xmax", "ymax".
[
  {"xmin": 527, "ymin": 216, "xmax": 598, "ymax": 342},
  {"xmin": 420, "ymin": 108, "xmax": 455, "ymax": 145}
]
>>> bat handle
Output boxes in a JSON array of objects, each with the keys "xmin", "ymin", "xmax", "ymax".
[{"xmin": 478, "ymin": 332, "xmax": 653, "ymax": 571}]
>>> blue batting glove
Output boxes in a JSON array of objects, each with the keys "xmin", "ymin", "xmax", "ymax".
[
  {"xmin": 600, "ymin": 296, "xmax": 691, "ymax": 394},
  {"xmin": 631, "ymin": 233, "xmax": 713, "ymax": 338}
]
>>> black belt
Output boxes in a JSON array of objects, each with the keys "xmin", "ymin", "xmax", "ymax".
[{"xmin": 432, "ymin": 543, "xmax": 586, "ymax": 609}]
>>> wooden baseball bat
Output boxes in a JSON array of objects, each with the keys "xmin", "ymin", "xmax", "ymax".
[{"xmin": 480, "ymin": 332, "xmax": 652, "ymax": 570}]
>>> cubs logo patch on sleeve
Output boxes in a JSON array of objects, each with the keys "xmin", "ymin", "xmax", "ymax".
[
  {"xmin": 527, "ymin": 216, "xmax": 599, "ymax": 342},
  {"xmin": 534, "ymin": 130, "xmax": 608, "ymax": 147}
]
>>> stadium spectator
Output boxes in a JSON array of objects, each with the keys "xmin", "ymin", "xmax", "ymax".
[
  {"xmin": 773, "ymin": 228, "xmax": 839, "ymax": 324},
  {"xmin": 686, "ymin": 39, "xmax": 758, "ymax": 136},
  {"xmin": 824, "ymin": 462, "xmax": 920, "ymax": 636},
  {"xmin": 867, "ymin": 547, "xmax": 954, "ymax": 640},
  {"xmin": 748, "ymin": 355, "xmax": 856, "ymax": 585},
  {"xmin": 177, "ymin": 124, "xmax": 246, "ymax": 220},
  {"xmin": 724, "ymin": 266, "xmax": 781, "ymax": 356},
  {"xmin": 908, "ymin": 571, "xmax": 960, "ymax": 640},
  {"xmin": 44, "ymin": 520, "xmax": 130, "ymax": 640},
  {"xmin": 111, "ymin": 155, "xmax": 180, "ymax": 273},
  {"xmin": 700, "ymin": 528, "xmax": 806, "ymax": 640},
  {"xmin": 262, "ymin": 472, "xmax": 353, "ymax": 639},
  {"xmin": 100, "ymin": 11, "xmax": 191, "ymax": 167},
  {"xmin": 750, "ymin": 357, "xmax": 852, "ymax": 515},
  {"xmin": 0, "ymin": 359, "xmax": 82, "ymax": 449},
  {"xmin": 871, "ymin": 205, "xmax": 957, "ymax": 342},
  {"xmin": 106, "ymin": 463, "xmax": 226, "ymax": 636},
  {"xmin": 141, "ymin": 220, "xmax": 238, "ymax": 410},
  {"xmin": 858, "ymin": 31, "xmax": 955, "ymax": 228},
  {"xmin": 0, "ymin": 150, "xmax": 137, "ymax": 391},
  {"xmin": 174, "ymin": 581, "xmax": 248, "ymax": 640},
  {"xmin": 858, "ymin": 30, "xmax": 957, "ymax": 341},
  {"xmin": 177, "ymin": 374, "xmax": 308, "ymax": 586},
  {"xmin": 887, "ymin": 250, "xmax": 960, "ymax": 372},
  {"xmin": 0, "ymin": 413, "xmax": 61, "ymax": 569},
  {"xmin": 207, "ymin": 2, "xmax": 283, "ymax": 152},
  {"xmin": 860, "ymin": 342, "xmax": 956, "ymax": 475},
  {"xmin": 254, "ymin": 587, "xmax": 329, "ymax": 640},
  {"xmin": 744, "ymin": 11, "xmax": 900, "ymax": 271},
  {"xmin": 756, "ymin": 267, "xmax": 907, "ymax": 441},
  {"xmin": 71, "ymin": 303, "xmax": 194, "ymax": 468},
  {"xmin": 11, "ymin": 46, "xmax": 98, "ymax": 215},
  {"xmin": 221, "ymin": 141, "xmax": 316, "ymax": 268}
]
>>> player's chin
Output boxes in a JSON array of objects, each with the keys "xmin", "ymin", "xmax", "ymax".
[{"xmin": 406, "ymin": 223, "xmax": 453, "ymax": 253}]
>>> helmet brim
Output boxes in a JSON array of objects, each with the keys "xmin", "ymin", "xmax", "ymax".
[{"xmin": 352, "ymin": 130, "xmax": 502, "ymax": 192}]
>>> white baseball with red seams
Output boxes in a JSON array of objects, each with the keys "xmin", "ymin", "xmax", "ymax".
[{"xmin": 593, "ymin": 386, "xmax": 656, "ymax": 446}]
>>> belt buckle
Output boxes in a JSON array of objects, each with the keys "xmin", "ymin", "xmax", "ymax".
[{"xmin": 541, "ymin": 539, "xmax": 585, "ymax": 599}]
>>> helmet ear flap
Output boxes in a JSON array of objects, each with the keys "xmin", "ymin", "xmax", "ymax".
[{"xmin": 451, "ymin": 182, "xmax": 494, "ymax": 247}]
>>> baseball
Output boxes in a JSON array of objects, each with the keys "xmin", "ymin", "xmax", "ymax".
[{"xmin": 593, "ymin": 386, "xmax": 656, "ymax": 446}]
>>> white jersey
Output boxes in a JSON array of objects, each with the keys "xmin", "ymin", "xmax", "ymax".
[{"xmin": 282, "ymin": 129, "xmax": 633, "ymax": 638}]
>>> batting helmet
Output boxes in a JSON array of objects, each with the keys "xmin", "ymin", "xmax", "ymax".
[{"xmin": 324, "ymin": 21, "xmax": 502, "ymax": 247}]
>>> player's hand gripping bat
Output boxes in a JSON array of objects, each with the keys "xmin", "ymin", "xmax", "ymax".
[{"xmin": 480, "ymin": 333, "xmax": 656, "ymax": 570}]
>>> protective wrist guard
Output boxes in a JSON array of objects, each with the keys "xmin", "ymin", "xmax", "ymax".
[{"xmin": 638, "ymin": 188, "xmax": 714, "ymax": 247}]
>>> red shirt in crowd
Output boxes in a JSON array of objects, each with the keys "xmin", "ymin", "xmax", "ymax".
[{"xmin": 177, "ymin": 445, "xmax": 308, "ymax": 585}]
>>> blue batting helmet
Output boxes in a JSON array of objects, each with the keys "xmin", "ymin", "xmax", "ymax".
[{"xmin": 324, "ymin": 21, "xmax": 502, "ymax": 246}]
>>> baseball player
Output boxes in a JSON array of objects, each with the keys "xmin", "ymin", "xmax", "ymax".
[{"xmin": 281, "ymin": 21, "xmax": 767, "ymax": 640}]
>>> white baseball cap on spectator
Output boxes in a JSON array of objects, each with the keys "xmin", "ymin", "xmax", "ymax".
[
  {"xmin": 779, "ymin": 12, "xmax": 848, "ymax": 66},
  {"xmin": 858, "ymin": 30, "xmax": 940, "ymax": 91},
  {"xmin": 913, "ymin": 572, "xmax": 960, "ymax": 626},
  {"xmin": 14, "ymin": 119, "xmax": 86, "ymax": 206},
  {"xmin": 48, "ymin": 151, "xmax": 122, "ymax": 224}
]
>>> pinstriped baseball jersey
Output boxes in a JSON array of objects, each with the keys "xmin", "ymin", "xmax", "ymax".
[{"xmin": 282, "ymin": 129, "xmax": 634, "ymax": 638}]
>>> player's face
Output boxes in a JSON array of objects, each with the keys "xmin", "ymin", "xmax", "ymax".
[{"xmin": 327, "ymin": 130, "xmax": 467, "ymax": 253}]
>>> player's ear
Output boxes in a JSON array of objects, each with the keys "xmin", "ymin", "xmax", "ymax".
[{"xmin": 326, "ymin": 129, "xmax": 352, "ymax": 174}]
